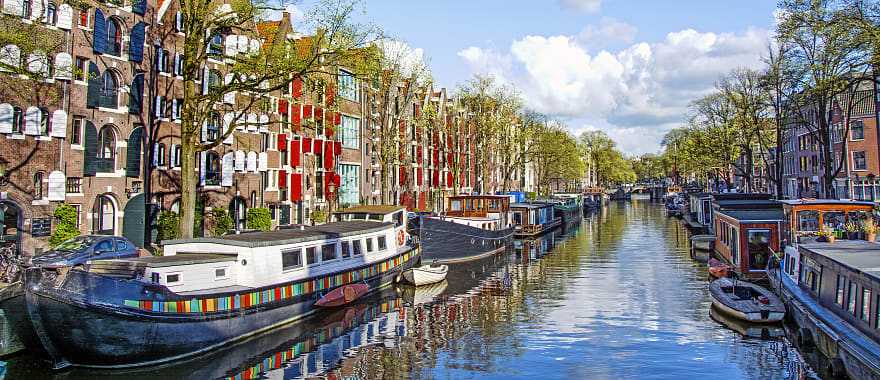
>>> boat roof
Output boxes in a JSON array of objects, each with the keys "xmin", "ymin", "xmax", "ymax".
[
  {"xmin": 510, "ymin": 202, "xmax": 552, "ymax": 209},
  {"xmin": 799, "ymin": 240, "xmax": 880, "ymax": 281},
  {"xmin": 448, "ymin": 194, "xmax": 511, "ymax": 199},
  {"xmin": 714, "ymin": 199, "xmax": 781, "ymax": 209},
  {"xmin": 163, "ymin": 221, "xmax": 393, "ymax": 248},
  {"xmin": 334, "ymin": 205, "xmax": 405, "ymax": 214},
  {"xmin": 778, "ymin": 199, "xmax": 875, "ymax": 207},
  {"xmin": 114, "ymin": 253, "xmax": 237, "ymax": 267},
  {"xmin": 717, "ymin": 209, "xmax": 784, "ymax": 222}
]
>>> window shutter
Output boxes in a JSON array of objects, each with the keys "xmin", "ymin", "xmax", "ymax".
[
  {"xmin": 86, "ymin": 62, "xmax": 101, "ymax": 108},
  {"xmin": 247, "ymin": 113, "xmax": 257, "ymax": 132},
  {"xmin": 30, "ymin": 0, "xmax": 44, "ymax": 21},
  {"xmin": 175, "ymin": 12, "xmax": 182, "ymax": 32},
  {"xmin": 129, "ymin": 22, "xmax": 145, "ymax": 62},
  {"xmin": 83, "ymin": 121, "xmax": 98, "ymax": 176},
  {"xmin": 54, "ymin": 52, "xmax": 72, "ymax": 79},
  {"xmin": 132, "ymin": 0, "xmax": 146, "ymax": 15},
  {"xmin": 278, "ymin": 170, "xmax": 287, "ymax": 187},
  {"xmin": 246, "ymin": 151, "xmax": 257, "ymax": 172},
  {"xmin": 0, "ymin": 44, "xmax": 20, "ymax": 69},
  {"xmin": 92, "ymin": 9, "xmax": 106, "ymax": 54},
  {"xmin": 201, "ymin": 66, "xmax": 209, "ymax": 95},
  {"xmin": 2, "ymin": 0, "xmax": 22, "ymax": 16},
  {"xmin": 221, "ymin": 152, "xmax": 234, "ymax": 186},
  {"xmin": 126, "ymin": 126, "xmax": 143, "ymax": 177},
  {"xmin": 199, "ymin": 152, "xmax": 206, "ymax": 186},
  {"xmin": 47, "ymin": 171, "xmax": 66, "ymax": 201},
  {"xmin": 258, "ymin": 152, "xmax": 267, "ymax": 171},
  {"xmin": 129, "ymin": 73, "xmax": 144, "ymax": 115},
  {"xmin": 173, "ymin": 54, "xmax": 181, "ymax": 76},
  {"xmin": 50, "ymin": 110, "xmax": 67, "ymax": 138},
  {"xmin": 200, "ymin": 120, "xmax": 208, "ymax": 142},
  {"xmin": 291, "ymin": 173, "xmax": 302, "ymax": 201},
  {"xmin": 291, "ymin": 138, "xmax": 301, "ymax": 167},
  {"xmin": 153, "ymin": 95, "xmax": 163, "ymax": 117},
  {"xmin": 224, "ymin": 35, "xmax": 236, "ymax": 56},
  {"xmin": 152, "ymin": 142, "xmax": 159, "ymax": 167},
  {"xmin": 0, "ymin": 103, "xmax": 12, "ymax": 133},
  {"xmin": 236, "ymin": 35, "xmax": 248, "ymax": 53},
  {"xmin": 24, "ymin": 106, "xmax": 40, "ymax": 135},
  {"xmin": 56, "ymin": 4, "xmax": 72, "ymax": 29},
  {"xmin": 169, "ymin": 144, "xmax": 177, "ymax": 167},
  {"xmin": 234, "ymin": 150, "xmax": 245, "ymax": 171}
]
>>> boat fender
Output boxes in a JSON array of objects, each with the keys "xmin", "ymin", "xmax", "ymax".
[
  {"xmin": 797, "ymin": 328, "xmax": 814, "ymax": 351},
  {"xmin": 397, "ymin": 230, "xmax": 405, "ymax": 246}
]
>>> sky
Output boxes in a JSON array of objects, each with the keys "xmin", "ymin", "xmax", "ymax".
[{"xmin": 279, "ymin": 1, "xmax": 780, "ymax": 155}]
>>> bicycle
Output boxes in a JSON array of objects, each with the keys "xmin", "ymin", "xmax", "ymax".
[{"xmin": 0, "ymin": 245, "xmax": 21, "ymax": 283}]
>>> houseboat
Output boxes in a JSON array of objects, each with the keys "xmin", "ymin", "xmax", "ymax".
[
  {"xmin": 713, "ymin": 208, "xmax": 784, "ymax": 279},
  {"xmin": 420, "ymin": 195, "xmax": 514, "ymax": 264},
  {"xmin": 20, "ymin": 217, "xmax": 417, "ymax": 369},
  {"xmin": 510, "ymin": 202, "xmax": 561, "ymax": 237},
  {"xmin": 543, "ymin": 194, "xmax": 583, "ymax": 225},
  {"xmin": 769, "ymin": 239, "xmax": 880, "ymax": 379}
]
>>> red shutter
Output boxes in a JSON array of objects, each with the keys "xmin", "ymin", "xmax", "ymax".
[
  {"xmin": 302, "ymin": 137, "xmax": 313, "ymax": 153},
  {"xmin": 334, "ymin": 141, "xmax": 342, "ymax": 155},
  {"xmin": 399, "ymin": 167, "xmax": 406, "ymax": 184},
  {"xmin": 291, "ymin": 138, "xmax": 301, "ymax": 167},
  {"xmin": 292, "ymin": 105, "xmax": 301, "ymax": 130},
  {"xmin": 278, "ymin": 99, "xmax": 289, "ymax": 115},
  {"xmin": 334, "ymin": 113, "xmax": 341, "ymax": 126},
  {"xmin": 277, "ymin": 134, "xmax": 287, "ymax": 151},
  {"xmin": 303, "ymin": 105, "xmax": 313, "ymax": 119},
  {"xmin": 292, "ymin": 77, "xmax": 303, "ymax": 99},
  {"xmin": 314, "ymin": 139, "xmax": 324, "ymax": 155},
  {"xmin": 278, "ymin": 169, "xmax": 287, "ymax": 187},
  {"xmin": 291, "ymin": 173, "xmax": 302, "ymax": 201},
  {"xmin": 324, "ymin": 140, "xmax": 334, "ymax": 170},
  {"xmin": 432, "ymin": 171, "xmax": 439, "ymax": 186},
  {"xmin": 418, "ymin": 191, "xmax": 426, "ymax": 210},
  {"xmin": 446, "ymin": 172, "xmax": 453, "ymax": 187},
  {"xmin": 417, "ymin": 168, "xmax": 423, "ymax": 185},
  {"xmin": 325, "ymin": 84, "xmax": 335, "ymax": 106},
  {"xmin": 315, "ymin": 108, "xmax": 323, "ymax": 121}
]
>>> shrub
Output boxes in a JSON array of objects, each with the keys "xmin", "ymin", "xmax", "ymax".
[
  {"xmin": 209, "ymin": 207, "xmax": 233, "ymax": 237},
  {"xmin": 49, "ymin": 204, "xmax": 80, "ymax": 247},
  {"xmin": 247, "ymin": 208, "xmax": 272, "ymax": 231},
  {"xmin": 156, "ymin": 211, "xmax": 180, "ymax": 242},
  {"xmin": 311, "ymin": 209, "xmax": 327, "ymax": 224}
]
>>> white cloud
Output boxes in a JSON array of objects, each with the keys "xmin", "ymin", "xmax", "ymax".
[
  {"xmin": 264, "ymin": 4, "xmax": 304, "ymax": 24},
  {"xmin": 559, "ymin": 0, "xmax": 602, "ymax": 13},
  {"xmin": 578, "ymin": 17, "xmax": 638, "ymax": 46},
  {"xmin": 457, "ymin": 46, "xmax": 514, "ymax": 85},
  {"xmin": 377, "ymin": 39, "xmax": 430, "ymax": 80},
  {"xmin": 457, "ymin": 27, "xmax": 770, "ymax": 154}
]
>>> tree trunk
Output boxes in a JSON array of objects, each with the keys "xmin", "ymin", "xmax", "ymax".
[
  {"xmin": 380, "ymin": 165, "xmax": 388, "ymax": 204},
  {"xmin": 179, "ymin": 130, "xmax": 197, "ymax": 239},
  {"xmin": 775, "ymin": 115, "xmax": 784, "ymax": 198}
]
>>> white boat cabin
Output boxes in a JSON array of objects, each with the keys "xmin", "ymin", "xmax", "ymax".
[{"xmin": 139, "ymin": 221, "xmax": 410, "ymax": 293}]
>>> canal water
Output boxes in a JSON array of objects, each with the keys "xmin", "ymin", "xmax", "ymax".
[{"xmin": 5, "ymin": 202, "xmax": 818, "ymax": 379}]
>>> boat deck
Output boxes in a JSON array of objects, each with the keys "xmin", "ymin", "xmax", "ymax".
[{"xmin": 798, "ymin": 240, "xmax": 880, "ymax": 281}]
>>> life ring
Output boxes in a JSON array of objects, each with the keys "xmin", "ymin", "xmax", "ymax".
[{"xmin": 397, "ymin": 230, "xmax": 405, "ymax": 246}]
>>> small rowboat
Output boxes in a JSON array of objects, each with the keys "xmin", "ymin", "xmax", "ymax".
[
  {"xmin": 708, "ymin": 258, "xmax": 734, "ymax": 279},
  {"xmin": 402, "ymin": 263, "xmax": 448, "ymax": 286},
  {"xmin": 315, "ymin": 283, "xmax": 370, "ymax": 308},
  {"xmin": 709, "ymin": 277, "xmax": 785, "ymax": 323}
]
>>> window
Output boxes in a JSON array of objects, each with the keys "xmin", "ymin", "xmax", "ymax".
[
  {"xmin": 341, "ymin": 241, "xmax": 351, "ymax": 258},
  {"xmin": 66, "ymin": 177, "xmax": 82, "ymax": 193},
  {"xmin": 71, "ymin": 116, "xmax": 83, "ymax": 144},
  {"xmin": 166, "ymin": 273, "xmax": 180, "ymax": 283},
  {"xmin": 11, "ymin": 106, "xmax": 22, "ymax": 134},
  {"xmin": 204, "ymin": 152, "xmax": 220, "ymax": 186},
  {"xmin": 46, "ymin": 2, "xmax": 57, "ymax": 25},
  {"xmin": 208, "ymin": 33, "xmax": 223, "ymax": 57},
  {"xmin": 215, "ymin": 268, "xmax": 227, "ymax": 279},
  {"xmin": 366, "ymin": 238, "xmax": 374, "ymax": 253},
  {"xmin": 281, "ymin": 248, "xmax": 302, "ymax": 270},
  {"xmin": 378, "ymin": 236, "xmax": 387, "ymax": 251},
  {"xmin": 341, "ymin": 115, "xmax": 360, "ymax": 149},
  {"xmin": 71, "ymin": 204, "xmax": 81, "ymax": 227},
  {"xmin": 861, "ymin": 288, "xmax": 872, "ymax": 322},
  {"xmin": 352, "ymin": 240, "xmax": 362, "ymax": 255},
  {"xmin": 174, "ymin": 11, "xmax": 183, "ymax": 32},
  {"xmin": 205, "ymin": 112, "xmax": 220, "ymax": 142},
  {"xmin": 93, "ymin": 195, "xmax": 115, "ymax": 235},
  {"xmin": 746, "ymin": 230, "xmax": 771, "ymax": 271},
  {"xmin": 97, "ymin": 126, "xmax": 116, "ymax": 159},
  {"xmin": 156, "ymin": 143, "xmax": 166, "ymax": 166},
  {"xmin": 853, "ymin": 151, "xmax": 867, "ymax": 171},
  {"xmin": 78, "ymin": 6, "xmax": 89, "ymax": 27},
  {"xmin": 339, "ymin": 164, "xmax": 359, "ymax": 206},
  {"xmin": 100, "ymin": 70, "xmax": 118, "ymax": 108},
  {"xmin": 74, "ymin": 57, "xmax": 87, "ymax": 81},
  {"xmin": 851, "ymin": 120, "xmax": 865, "ymax": 140},
  {"xmin": 321, "ymin": 243, "xmax": 336, "ymax": 261},
  {"xmin": 39, "ymin": 108, "xmax": 49, "ymax": 136},
  {"xmin": 848, "ymin": 281, "xmax": 858, "ymax": 314},
  {"xmin": 21, "ymin": 0, "xmax": 31, "ymax": 18},
  {"xmin": 305, "ymin": 247, "xmax": 318, "ymax": 265},
  {"xmin": 33, "ymin": 172, "xmax": 43, "ymax": 199},
  {"xmin": 337, "ymin": 70, "xmax": 359, "ymax": 101},
  {"xmin": 116, "ymin": 239, "xmax": 128, "ymax": 251},
  {"xmin": 836, "ymin": 275, "xmax": 846, "ymax": 306},
  {"xmin": 105, "ymin": 18, "xmax": 122, "ymax": 56},
  {"xmin": 156, "ymin": 49, "xmax": 169, "ymax": 73},
  {"xmin": 208, "ymin": 69, "xmax": 221, "ymax": 90},
  {"xmin": 172, "ymin": 145, "xmax": 181, "ymax": 167}
]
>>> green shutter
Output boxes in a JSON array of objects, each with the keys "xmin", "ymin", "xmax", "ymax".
[
  {"xmin": 123, "ymin": 193, "xmax": 146, "ymax": 247},
  {"xmin": 83, "ymin": 121, "xmax": 98, "ymax": 176},
  {"xmin": 128, "ymin": 73, "xmax": 144, "ymax": 115},
  {"xmin": 86, "ymin": 62, "xmax": 101, "ymax": 109},
  {"xmin": 126, "ymin": 126, "xmax": 144, "ymax": 177}
]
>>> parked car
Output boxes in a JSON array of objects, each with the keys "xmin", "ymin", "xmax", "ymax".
[{"xmin": 31, "ymin": 235, "xmax": 139, "ymax": 269}]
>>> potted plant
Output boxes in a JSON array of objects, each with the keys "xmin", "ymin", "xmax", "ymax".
[
  {"xmin": 818, "ymin": 225, "xmax": 836, "ymax": 243},
  {"xmin": 845, "ymin": 222, "xmax": 859, "ymax": 240},
  {"xmin": 864, "ymin": 219, "xmax": 877, "ymax": 242}
]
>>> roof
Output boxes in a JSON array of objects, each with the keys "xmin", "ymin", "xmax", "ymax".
[
  {"xmin": 778, "ymin": 199, "xmax": 876, "ymax": 207},
  {"xmin": 717, "ymin": 209, "xmax": 784, "ymax": 222},
  {"xmin": 714, "ymin": 199, "xmax": 781, "ymax": 209},
  {"xmin": 118, "ymin": 253, "xmax": 236, "ymax": 268},
  {"xmin": 510, "ymin": 202, "xmax": 553, "ymax": 210},
  {"xmin": 334, "ymin": 205, "xmax": 405, "ymax": 214},
  {"xmin": 800, "ymin": 240, "xmax": 880, "ymax": 281},
  {"xmin": 711, "ymin": 193, "xmax": 773, "ymax": 201},
  {"xmin": 255, "ymin": 21, "xmax": 281, "ymax": 44},
  {"xmin": 163, "ymin": 221, "xmax": 393, "ymax": 248}
]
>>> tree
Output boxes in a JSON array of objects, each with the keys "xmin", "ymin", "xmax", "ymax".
[
  {"xmin": 174, "ymin": 0, "xmax": 381, "ymax": 238},
  {"xmin": 49, "ymin": 204, "xmax": 80, "ymax": 247},
  {"xmin": 578, "ymin": 130, "xmax": 633, "ymax": 186},
  {"xmin": 532, "ymin": 123, "xmax": 584, "ymax": 195},
  {"xmin": 761, "ymin": 42, "xmax": 802, "ymax": 197}
]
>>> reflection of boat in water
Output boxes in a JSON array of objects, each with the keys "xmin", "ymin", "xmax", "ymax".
[
  {"xmin": 710, "ymin": 305, "xmax": 785, "ymax": 339},
  {"xmin": 399, "ymin": 281, "xmax": 448, "ymax": 305},
  {"xmin": 514, "ymin": 227, "xmax": 559, "ymax": 260}
]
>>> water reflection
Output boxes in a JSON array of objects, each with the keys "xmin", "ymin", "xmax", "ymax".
[{"xmin": 7, "ymin": 203, "xmax": 820, "ymax": 379}]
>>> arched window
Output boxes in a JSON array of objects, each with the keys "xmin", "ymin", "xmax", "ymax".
[
  {"xmin": 250, "ymin": 191, "xmax": 257, "ymax": 209},
  {"xmin": 33, "ymin": 172, "xmax": 43, "ymax": 199},
  {"xmin": 106, "ymin": 18, "xmax": 122, "ymax": 56},
  {"xmin": 208, "ymin": 69, "xmax": 221, "ymax": 90},
  {"xmin": 205, "ymin": 112, "xmax": 220, "ymax": 141},
  {"xmin": 11, "ymin": 106, "xmax": 22, "ymax": 134},
  {"xmin": 100, "ymin": 70, "xmax": 118, "ymax": 108},
  {"xmin": 204, "ymin": 151, "xmax": 220, "ymax": 186},
  {"xmin": 229, "ymin": 197, "xmax": 246, "ymax": 231},
  {"xmin": 92, "ymin": 195, "xmax": 115, "ymax": 235},
  {"xmin": 97, "ymin": 126, "xmax": 116, "ymax": 159},
  {"xmin": 21, "ymin": 0, "xmax": 31, "ymax": 18},
  {"xmin": 208, "ymin": 33, "xmax": 223, "ymax": 56},
  {"xmin": 39, "ymin": 108, "xmax": 49, "ymax": 136},
  {"xmin": 170, "ymin": 199, "xmax": 180, "ymax": 214},
  {"xmin": 46, "ymin": 2, "xmax": 57, "ymax": 25}
]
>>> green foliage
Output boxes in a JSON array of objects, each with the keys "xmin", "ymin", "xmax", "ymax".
[
  {"xmin": 579, "ymin": 130, "xmax": 635, "ymax": 186},
  {"xmin": 210, "ymin": 207, "xmax": 233, "ymax": 237},
  {"xmin": 246, "ymin": 208, "xmax": 272, "ymax": 231},
  {"xmin": 49, "ymin": 204, "xmax": 80, "ymax": 247},
  {"xmin": 311, "ymin": 209, "xmax": 327, "ymax": 224},
  {"xmin": 157, "ymin": 211, "xmax": 181, "ymax": 242}
]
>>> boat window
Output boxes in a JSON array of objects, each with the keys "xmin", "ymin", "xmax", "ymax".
[
  {"xmin": 321, "ymin": 243, "xmax": 336, "ymax": 261},
  {"xmin": 378, "ymin": 236, "xmax": 387, "ymax": 251},
  {"xmin": 861, "ymin": 288, "xmax": 871, "ymax": 322},
  {"xmin": 341, "ymin": 241, "xmax": 351, "ymax": 258},
  {"xmin": 166, "ymin": 273, "xmax": 180, "ymax": 283},
  {"xmin": 394, "ymin": 211, "xmax": 403, "ymax": 227},
  {"xmin": 836, "ymin": 275, "xmax": 846, "ymax": 306},
  {"xmin": 797, "ymin": 211, "xmax": 819, "ymax": 233},
  {"xmin": 730, "ymin": 227, "xmax": 738, "ymax": 264},
  {"xmin": 305, "ymin": 247, "xmax": 318, "ymax": 265},
  {"xmin": 353, "ymin": 213, "xmax": 366, "ymax": 220},
  {"xmin": 366, "ymin": 238, "xmax": 374, "ymax": 253},
  {"xmin": 282, "ymin": 248, "xmax": 303, "ymax": 270},
  {"xmin": 368, "ymin": 214, "xmax": 383, "ymax": 221},
  {"xmin": 848, "ymin": 281, "xmax": 858, "ymax": 314},
  {"xmin": 352, "ymin": 240, "xmax": 362, "ymax": 255},
  {"xmin": 450, "ymin": 200, "xmax": 461, "ymax": 211},
  {"xmin": 215, "ymin": 268, "xmax": 227, "ymax": 279},
  {"xmin": 746, "ymin": 229, "xmax": 771, "ymax": 271},
  {"xmin": 824, "ymin": 211, "xmax": 845, "ymax": 230}
]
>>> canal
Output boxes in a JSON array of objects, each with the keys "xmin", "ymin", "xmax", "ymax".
[{"xmin": 5, "ymin": 202, "xmax": 818, "ymax": 379}]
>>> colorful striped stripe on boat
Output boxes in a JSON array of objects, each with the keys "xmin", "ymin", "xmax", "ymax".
[{"xmin": 123, "ymin": 251, "xmax": 413, "ymax": 314}]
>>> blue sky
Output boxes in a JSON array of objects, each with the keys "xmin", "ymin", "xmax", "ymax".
[{"xmin": 284, "ymin": 1, "xmax": 780, "ymax": 154}]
